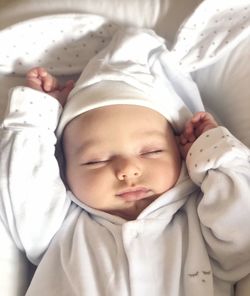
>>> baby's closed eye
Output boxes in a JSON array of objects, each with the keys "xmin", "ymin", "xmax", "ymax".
[
  {"xmin": 140, "ymin": 149, "xmax": 164, "ymax": 156},
  {"xmin": 82, "ymin": 158, "xmax": 110, "ymax": 167}
]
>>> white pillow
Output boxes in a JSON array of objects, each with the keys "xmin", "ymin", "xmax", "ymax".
[
  {"xmin": 0, "ymin": 0, "xmax": 203, "ymax": 43},
  {"xmin": 171, "ymin": 0, "xmax": 250, "ymax": 147},
  {"xmin": 0, "ymin": 0, "xmax": 160, "ymax": 30},
  {"xmin": 192, "ymin": 37, "xmax": 250, "ymax": 148}
]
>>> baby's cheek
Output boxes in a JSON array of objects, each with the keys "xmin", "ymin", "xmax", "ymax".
[
  {"xmin": 75, "ymin": 173, "xmax": 112, "ymax": 209},
  {"xmin": 75, "ymin": 172, "xmax": 94, "ymax": 192},
  {"xmin": 75, "ymin": 171, "xmax": 106, "ymax": 198},
  {"xmin": 65, "ymin": 168, "xmax": 88, "ymax": 197},
  {"xmin": 156, "ymin": 161, "xmax": 180, "ymax": 189},
  {"xmin": 69, "ymin": 176, "xmax": 94, "ymax": 205}
]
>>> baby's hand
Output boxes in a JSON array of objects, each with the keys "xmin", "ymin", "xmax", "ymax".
[
  {"xmin": 26, "ymin": 67, "xmax": 74, "ymax": 106},
  {"xmin": 178, "ymin": 111, "xmax": 218, "ymax": 159}
]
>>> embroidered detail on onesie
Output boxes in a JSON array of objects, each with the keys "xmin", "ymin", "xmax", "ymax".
[{"xmin": 188, "ymin": 270, "xmax": 211, "ymax": 283}]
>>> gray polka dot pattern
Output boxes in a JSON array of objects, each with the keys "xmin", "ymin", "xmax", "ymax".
[
  {"xmin": 0, "ymin": 3, "xmax": 249, "ymax": 76},
  {"xmin": 186, "ymin": 127, "xmax": 250, "ymax": 185},
  {"xmin": 6, "ymin": 87, "xmax": 62, "ymax": 131},
  {"xmin": 172, "ymin": 1, "xmax": 250, "ymax": 72},
  {"xmin": 0, "ymin": 14, "xmax": 119, "ymax": 75}
]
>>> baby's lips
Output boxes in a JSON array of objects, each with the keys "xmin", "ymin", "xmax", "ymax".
[{"xmin": 116, "ymin": 187, "xmax": 152, "ymax": 201}]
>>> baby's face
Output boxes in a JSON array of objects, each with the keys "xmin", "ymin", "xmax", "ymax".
[{"xmin": 63, "ymin": 105, "xmax": 181, "ymax": 220}]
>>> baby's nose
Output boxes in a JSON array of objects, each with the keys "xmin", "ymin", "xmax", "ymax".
[{"xmin": 116, "ymin": 157, "xmax": 142, "ymax": 181}]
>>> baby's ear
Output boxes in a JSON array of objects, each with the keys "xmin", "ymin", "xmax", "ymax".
[
  {"xmin": 174, "ymin": 135, "xmax": 181, "ymax": 151},
  {"xmin": 55, "ymin": 140, "xmax": 69, "ymax": 189},
  {"xmin": 175, "ymin": 135, "xmax": 188, "ymax": 160}
]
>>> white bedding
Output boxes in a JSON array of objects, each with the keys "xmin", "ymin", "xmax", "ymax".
[{"xmin": 0, "ymin": 0, "xmax": 249, "ymax": 295}]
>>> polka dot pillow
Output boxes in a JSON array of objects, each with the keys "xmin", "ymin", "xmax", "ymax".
[{"xmin": 172, "ymin": 0, "xmax": 250, "ymax": 147}]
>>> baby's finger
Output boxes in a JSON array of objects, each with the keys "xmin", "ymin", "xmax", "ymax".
[
  {"xmin": 43, "ymin": 75, "xmax": 59, "ymax": 92},
  {"xmin": 192, "ymin": 112, "xmax": 218, "ymax": 135},
  {"xmin": 26, "ymin": 67, "xmax": 40, "ymax": 79},
  {"xmin": 27, "ymin": 67, "xmax": 47, "ymax": 79},
  {"xmin": 26, "ymin": 77, "xmax": 43, "ymax": 91},
  {"xmin": 191, "ymin": 112, "xmax": 207, "ymax": 125}
]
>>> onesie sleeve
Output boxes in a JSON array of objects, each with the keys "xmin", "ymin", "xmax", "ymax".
[
  {"xmin": 0, "ymin": 87, "xmax": 71, "ymax": 265},
  {"xmin": 186, "ymin": 126, "xmax": 250, "ymax": 281}
]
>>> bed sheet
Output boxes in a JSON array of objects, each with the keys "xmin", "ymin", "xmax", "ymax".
[{"xmin": 0, "ymin": 1, "xmax": 249, "ymax": 296}]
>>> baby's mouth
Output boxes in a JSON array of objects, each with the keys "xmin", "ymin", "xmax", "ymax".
[{"xmin": 116, "ymin": 187, "xmax": 152, "ymax": 201}]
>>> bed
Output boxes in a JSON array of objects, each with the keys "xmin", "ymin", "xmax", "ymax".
[{"xmin": 0, "ymin": 0, "xmax": 249, "ymax": 295}]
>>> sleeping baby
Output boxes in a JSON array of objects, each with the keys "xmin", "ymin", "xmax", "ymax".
[{"xmin": 1, "ymin": 27, "xmax": 250, "ymax": 296}]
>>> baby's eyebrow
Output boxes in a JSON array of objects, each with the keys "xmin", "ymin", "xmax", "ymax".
[
  {"xmin": 75, "ymin": 139, "xmax": 104, "ymax": 155},
  {"xmin": 74, "ymin": 130, "xmax": 167, "ymax": 156},
  {"xmin": 131, "ymin": 130, "xmax": 170, "ymax": 143},
  {"xmin": 134, "ymin": 130, "xmax": 166, "ymax": 137}
]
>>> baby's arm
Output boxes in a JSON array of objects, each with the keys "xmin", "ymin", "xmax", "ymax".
[
  {"xmin": 0, "ymin": 70, "xmax": 74, "ymax": 264},
  {"xmin": 185, "ymin": 119, "xmax": 250, "ymax": 280}
]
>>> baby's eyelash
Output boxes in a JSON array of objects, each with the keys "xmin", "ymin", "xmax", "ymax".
[
  {"xmin": 84, "ymin": 159, "xmax": 108, "ymax": 166},
  {"xmin": 141, "ymin": 149, "xmax": 163, "ymax": 155}
]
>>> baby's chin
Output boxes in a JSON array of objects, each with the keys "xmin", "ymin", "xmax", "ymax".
[{"xmin": 107, "ymin": 196, "xmax": 159, "ymax": 220}]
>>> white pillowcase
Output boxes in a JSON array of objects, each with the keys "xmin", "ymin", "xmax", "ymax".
[
  {"xmin": 171, "ymin": 0, "xmax": 250, "ymax": 148},
  {"xmin": 0, "ymin": 0, "xmax": 161, "ymax": 30},
  {"xmin": 192, "ymin": 36, "xmax": 250, "ymax": 148}
]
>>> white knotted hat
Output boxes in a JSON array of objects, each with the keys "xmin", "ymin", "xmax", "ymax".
[{"xmin": 56, "ymin": 28, "xmax": 204, "ymax": 137}]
